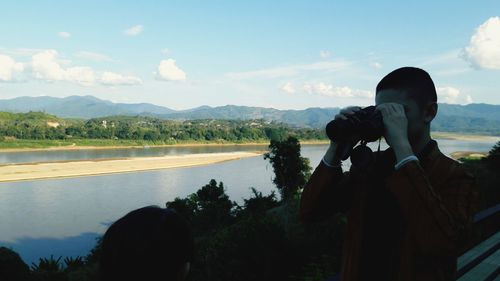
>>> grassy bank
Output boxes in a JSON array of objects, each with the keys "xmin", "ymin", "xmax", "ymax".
[
  {"xmin": 0, "ymin": 138, "xmax": 330, "ymax": 152},
  {"xmin": 430, "ymin": 131, "xmax": 500, "ymax": 142}
]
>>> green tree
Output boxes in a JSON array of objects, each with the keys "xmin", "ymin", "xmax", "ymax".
[
  {"xmin": 264, "ymin": 136, "xmax": 312, "ymax": 203},
  {"xmin": 167, "ymin": 179, "xmax": 236, "ymax": 235},
  {"xmin": 65, "ymin": 125, "xmax": 84, "ymax": 138},
  {"xmin": 165, "ymin": 196, "xmax": 197, "ymax": 221},
  {"xmin": 191, "ymin": 179, "xmax": 236, "ymax": 233},
  {"xmin": 0, "ymin": 247, "xmax": 31, "ymax": 281},
  {"xmin": 116, "ymin": 123, "xmax": 132, "ymax": 139},
  {"xmin": 30, "ymin": 255, "xmax": 66, "ymax": 281},
  {"xmin": 484, "ymin": 140, "xmax": 500, "ymax": 169},
  {"xmin": 192, "ymin": 215, "xmax": 295, "ymax": 281},
  {"xmin": 264, "ymin": 127, "xmax": 286, "ymax": 141},
  {"xmin": 235, "ymin": 188, "xmax": 279, "ymax": 219},
  {"xmin": 143, "ymin": 129, "xmax": 160, "ymax": 141}
]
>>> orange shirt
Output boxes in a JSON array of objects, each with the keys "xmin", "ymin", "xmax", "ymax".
[{"xmin": 299, "ymin": 139, "xmax": 479, "ymax": 281}]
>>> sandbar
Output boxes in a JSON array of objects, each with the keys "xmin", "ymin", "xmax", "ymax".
[{"xmin": 0, "ymin": 151, "xmax": 265, "ymax": 183}]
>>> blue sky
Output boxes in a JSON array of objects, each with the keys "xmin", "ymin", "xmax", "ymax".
[{"xmin": 0, "ymin": 1, "xmax": 499, "ymax": 109}]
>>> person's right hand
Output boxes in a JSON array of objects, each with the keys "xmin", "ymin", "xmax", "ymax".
[
  {"xmin": 330, "ymin": 106, "xmax": 362, "ymax": 145},
  {"xmin": 325, "ymin": 106, "xmax": 363, "ymax": 163},
  {"xmin": 334, "ymin": 106, "xmax": 363, "ymax": 121}
]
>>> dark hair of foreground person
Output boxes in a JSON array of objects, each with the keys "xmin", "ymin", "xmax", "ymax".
[{"xmin": 99, "ymin": 206, "xmax": 193, "ymax": 281}]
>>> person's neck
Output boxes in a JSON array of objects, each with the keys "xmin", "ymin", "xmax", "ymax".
[{"xmin": 410, "ymin": 133, "xmax": 431, "ymax": 156}]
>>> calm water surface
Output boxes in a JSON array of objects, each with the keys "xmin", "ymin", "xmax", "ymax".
[
  {"xmin": 0, "ymin": 145, "xmax": 270, "ymax": 164},
  {"xmin": 0, "ymin": 138, "xmax": 497, "ymax": 264}
]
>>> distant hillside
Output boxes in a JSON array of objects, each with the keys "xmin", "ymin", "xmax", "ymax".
[
  {"xmin": 0, "ymin": 111, "xmax": 64, "ymax": 125},
  {"xmin": 1, "ymin": 95, "xmax": 499, "ymax": 135},
  {"xmin": 0, "ymin": 95, "xmax": 175, "ymax": 118},
  {"xmin": 153, "ymin": 105, "xmax": 339, "ymax": 129}
]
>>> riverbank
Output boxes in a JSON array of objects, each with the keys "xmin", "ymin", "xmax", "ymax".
[
  {"xmin": 0, "ymin": 151, "xmax": 265, "ymax": 183},
  {"xmin": 0, "ymin": 132, "xmax": 497, "ymax": 153},
  {"xmin": 0, "ymin": 139, "xmax": 329, "ymax": 153},
  {"xmin": 450, "ymin": 151, "xmax": 488, "ymax": 160},
  {"xmin": 430, "ymin": 132, "xmax": 499, "ymax": 142}
]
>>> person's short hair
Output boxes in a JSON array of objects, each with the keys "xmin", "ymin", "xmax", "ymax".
[
  {"xmin": 100, "ymin": 206, "xmax": 194, "ymax": 281},
  {"xmin": 376, "ymin": 67, "xmax": 437, "ymax": 111}
]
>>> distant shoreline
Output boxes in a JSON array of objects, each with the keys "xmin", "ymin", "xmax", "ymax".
[
  {"xmin": 0, "ymin": 132, "xmax": 497, "ymax": 153},
  {"xmin": 449, "ymin": 151, "xmax": 488, "ymax": 160},
  {"xmin": 430, "ymin": 132, "xmax": 499, "ymax": 142},
  {"xmin": 0, "ymin": 141, "xmax": 271, "ymax": 153},
  {"xmin": 0, "ymin": 139, "xmax": 329, "ymax": 153}
]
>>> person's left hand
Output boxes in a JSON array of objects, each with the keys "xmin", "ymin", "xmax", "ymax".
[{"xmin": 375, "ymin": 103, "xmax": 413, "ymax": 162}]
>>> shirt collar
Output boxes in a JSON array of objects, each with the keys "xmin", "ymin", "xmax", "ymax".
[
  {"xmin": 415, "ymin": 138, "xmax": 438, "ymax": 162},
  {"xmin": 375, "ymin": 138, "xmax": 439, "ymax": 175}
]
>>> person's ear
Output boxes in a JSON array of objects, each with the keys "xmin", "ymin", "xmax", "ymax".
[
  {"xmin": 423, "ymin": 102, "xmax": 437, "ymax": 124},
  {"xmin": 177, "ymin": 262, "xmax": 190, "ymax": 281}
]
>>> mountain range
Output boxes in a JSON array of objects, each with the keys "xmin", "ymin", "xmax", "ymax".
[{"xmin": 1, "ymin": 95, "xmax": 499, "ymax": 134}]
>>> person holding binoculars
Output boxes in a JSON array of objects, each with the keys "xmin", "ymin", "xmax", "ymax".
[{"xmin": 299, "ymin": 67, "xmax": 479, "ymax": 281}]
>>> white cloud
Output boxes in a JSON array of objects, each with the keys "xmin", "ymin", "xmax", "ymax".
[
  {"xmin": 65, "ymin": 67, "xmax": 96, "ymax": 86},
  {"xmin": 32, "ymin": 50, "xmax": 97, "ymax": 85},
  {"xmin": 156, "ymin": 59, "xmax": 187, "ymax": 81},
  {"xmin": 31, "ymin": 50, "xmax": 67, "ymax": 81},
  {"xmin": 462, "ymin": 17, "xmax": 500, "ymax": 70},
  {"xmin": 280, "ymin": 82, "xmax": 296, "ymax": 94},
  {"xmin": 0, "ymin": 54, "xmax": 24, "ymax": 82},
  {"xmin": 100, "ymin": 72, "xmax": 142, "ymax": 85},
  {"xmin": 75, "ymin": 51, "xmax": 113, "ymax": 62},
  {"xmin": 303, "ymin": 82, "xmax": 373, "ymax": 98},
  {"xmin": 29, "ymin": 50, "xmax": 140, "ymax": 86},
  {"xmin": 437, "ymin": 86, "xmax": 459, "ymax": 103},
  {"xmin": 226, "ymin": 60, "xmax": 350, "ymax": 79},
  {"xmin": 437, "ymin": 86, "xmax": 472, "ymax": 104},
  {"xmin": 320, "ymin": 50, "xmax": 331, "ymax": 58},
  {"xmin": 58, "ymin": 31, "xmax": 71, "ymax": 38},
  {"xmin": 370, "ymin": 62, "xmax": 382, "ymax": 69},
  {"xmin": 123, "ymin": 25, "xmax": 143, "ymax": 36}
]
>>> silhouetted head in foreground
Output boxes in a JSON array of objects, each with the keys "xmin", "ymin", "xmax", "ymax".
[
  {"xmin": 375, "ymin": 66, "xmax": 438, "ymax": 149},
  {"xmin": 100, "ymin": 206, "xmax": 193, "ymax": 281}
]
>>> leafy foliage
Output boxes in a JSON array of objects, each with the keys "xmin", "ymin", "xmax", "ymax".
[
  {"xmin": 30, "ymin": 255, "xmax": 66, "ymax": 281},
  {"xmin": 484, "ymin": 140, "xmax": 500, "ymax": 169},
  {"xmin": 236, "ymin": 187, "xmax": 280, "ymax": 219},
  {"xmin": 31, "ymin": 255, "xmax": 63, "ymax": 272},
  {"xmin": 0, "ymin": 247, "xmax": 31, "ymax": 281},
  {"xmin": 264, "ymin": 136, "xmax": 312, "ymax": 202},
  {"xmin": 166, "ymin": 179, "xmax": 237, "ymax": 235}
]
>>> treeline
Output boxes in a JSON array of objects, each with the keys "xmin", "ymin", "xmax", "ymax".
[
  {"xmin": 431, "ymin": 115, "xmax": 500, "ymax": 136},
  {"xmin": 0, "ymin": 112, "xmax": 327, "ymax": 142}
]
